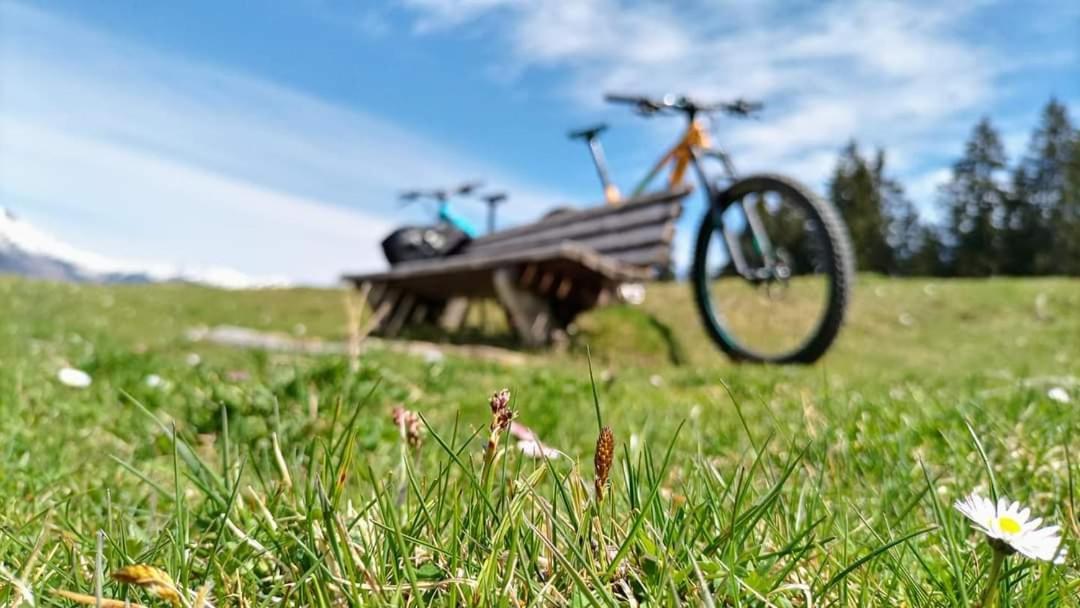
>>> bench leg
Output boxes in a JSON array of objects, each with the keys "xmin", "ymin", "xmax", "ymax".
[
  {"xmin": 361, "ymin": 286, "xmax": 400, "ymax": 337},
  {"xmin": 493, "ymin": 268, "xmax": 557, "ymax": 347},
  {"xmin": 438, "ymin": 297, "xmax": 470, "ymax": 333},
  {"xmin": 383, "ymin": 292, "xmax": 417, "ymax": 337}
]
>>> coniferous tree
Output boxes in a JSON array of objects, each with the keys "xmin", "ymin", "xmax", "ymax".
[
  {"xmin": 821, "ymin": 99, "xmax": 1080, "ymax": 278},
  {"xmin": 905, "ymin": 226, "xmax": 947, "ymax": 276},
  {"xmin": 1009, "ymin": 99, "xmax": 1076, "ymax": 274},
  {"xmin": 828, "ymin": 142, "xmax": 902, "ymax": 273},
  {"xmin": 881, "ymin": 172, "xmax": 924, "ymax": 273},
  {"xmin": 1002, "ymin": 164, "xmax": 1038, "ymax": 275},
  {"xmin": 942, "ymin": 118, "xmax": 1008, "ymax": 276},
  {"xmin": 1061, "ymin": 133, "xmax": 1080, "ymax": 275}
]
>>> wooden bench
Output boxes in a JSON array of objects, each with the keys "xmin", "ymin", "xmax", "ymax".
[{"xmin": 342, "ymin": 187, "xmax": 689, "ymax": 346}]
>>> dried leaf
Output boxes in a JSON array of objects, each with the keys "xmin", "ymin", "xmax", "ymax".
[
  {"xmin": 112, "ymin": 564, "xmax": 182, "ymax": 606},
  {"xmin": 52, "ymin": 588, "xmax": 147, "ymax": 607}
]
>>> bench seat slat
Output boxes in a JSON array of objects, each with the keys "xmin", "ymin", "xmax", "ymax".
[{"xmin": 346, "ymin": 241, "xmax": 650, "ymax": 283}]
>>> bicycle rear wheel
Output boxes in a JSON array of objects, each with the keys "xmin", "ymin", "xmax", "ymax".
[{"xmin": 691, "ymin": 174, "xmax": 853, "ymax": 363}]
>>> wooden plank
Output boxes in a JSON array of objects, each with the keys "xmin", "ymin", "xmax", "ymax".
[
  {"xmin": 596, "ymin": 287, "xmax": 612, "ymax": 307},
  {"xmin": 537, "ymin": 272, "xmax": 555, "ymax": 295},
  {"xmin": 438, "ymin": 297, "xmax": 470, "ymax": 332},
  {"xmin": 470, "ymin": 222, "xmax": 676, "ymax": 262},
  {"xmin": 383, "ymin": 292, "xmax": 417, "ymax": 337},
  {"xmin": 423, "ymin": 301, "xmax": 445, "ymax": 324},
  {"xmin": 360, "ymin": 287, "xmax": 400, "ymax": 337},
  {"xmin": 343, "ymin": 242, "xmax": 651, "ymax": 285},
  {"xmin": 519, "ymin": 264, "xmax": 538, "ymax": 288},
  {"xmin": 354, "ymin": 280, "xmax": 373, "ymax": 306},
  {"xmin": 602, "ymin": 243, "xmax": 673, "ymax": 268},
  {"xmin": 493, "ymin": 268, "xmax": 554, "ymax": 347},
  {"xmin": 364, "ymin": 281, "xmax": 387, "ymax": 311},
  {"xmin": 555, "ymin": 277, "xmax": 573, "ymax": 300},
  {"xmin": 467, "ymin": 202, "xmax": 681, "ymax": 256},
  {"xmin": 410, "ymin": 302, "xmax": 429, "ymax": 324},
  {"xmin": 469, "ymin": 186, "xmax": 689, "ymax": 247}
]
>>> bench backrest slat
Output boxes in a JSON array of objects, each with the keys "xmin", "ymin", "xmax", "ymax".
[
  {"xmin": 461, "ymin": 187, "xmax": 687, "ymax": 268},
  {"xmin": 469, "ymin": 187, "xmax": 687, "ymax": 248},
  {"xmin": 463, "ymin": 213, "xmax": 676, "ymax": 261}
]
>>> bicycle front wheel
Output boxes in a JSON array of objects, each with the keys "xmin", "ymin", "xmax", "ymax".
[{"xmin": 691, "ymin": 174, "xmax": 854, "ymax": 363}]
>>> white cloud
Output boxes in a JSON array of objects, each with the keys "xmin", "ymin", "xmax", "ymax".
[
  {"xmin": 400, "ymin": 0, "xmax": 1016, "ymax": 203},
  {"xmin": 402, "ymin": 0, "xmax": 520, "ymax": 30},
  {"xmin": 2, "ymin": 119, "xmax": 395, "ymax": 284},
  {"xmin": 418, "ymin": 0, "xmax": 1007, "ymax": 262},
  {"xmin": 0, "ymin": 3, "xmax": 570, "ymax": 284}
]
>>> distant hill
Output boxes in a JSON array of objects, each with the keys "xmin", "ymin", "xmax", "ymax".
[{"xmin": 0, "ymin": 208, "xmax": 289, "ymax": 288}]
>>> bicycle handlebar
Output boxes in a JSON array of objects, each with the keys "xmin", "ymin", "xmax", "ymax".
[{"xmin": 604, "ymin": 93, "xmax": 763, "ymax": 118}]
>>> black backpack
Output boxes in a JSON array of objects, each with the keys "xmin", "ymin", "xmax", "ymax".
[{"xmin": 381, "ymin": 224, "xmax": 471, "ymax": 266}]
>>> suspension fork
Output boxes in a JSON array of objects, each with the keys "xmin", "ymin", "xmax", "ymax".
[
  {"xmin": 689, "ymin": 147, "xmax": 778, "ymax": 280},
  {"xmin": 688, "ymin": 149, "xmax": 750, "ymax": 278},
  {"xmin": 741, "ymin": 193, "xmax": 779, "ymax": 270}
]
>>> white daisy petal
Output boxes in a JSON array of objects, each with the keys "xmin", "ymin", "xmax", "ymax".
[
  {"xmin": 956, "ymin": 491, "xmax": 1066, "ymax": 564},
  {"xmin": 57, "ymin": 367, "xmax": 92, "ymax": 388},
  {"xmin": 1028, "ymin": 525, "xmax": 1060, "ymax": 539},
  {"xmin": 1047, "ymin": 387, "xmax": 1070, "ymax": 403},
  {"xmin": 516, "ymin": 440, "xmax": 563, "ymax": 460},
  {"xmin": 1013, "ymin": 543, "xmax": 1045, "ymax": 561},
  {"xmin": 953, "ymin": 498, "xmax": 967, "ymax": 515},
  {"xmin": 1016, "ymin": 538, "xmax": 1065, "ymax": 564}
]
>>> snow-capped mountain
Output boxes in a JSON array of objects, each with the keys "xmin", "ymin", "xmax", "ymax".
[{"xmin": 0, "ymin": 208, "xmax": 290, "ymax": 288}]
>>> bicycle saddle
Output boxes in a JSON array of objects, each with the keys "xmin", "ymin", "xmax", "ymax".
[{"xmin": 568, "ymin": 123, "xmax": 608, "ymax": 141}]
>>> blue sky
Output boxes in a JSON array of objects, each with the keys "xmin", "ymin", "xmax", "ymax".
[{"xmin": 2, "ymin": 0, "xmax": 1077, "ymax": 283}]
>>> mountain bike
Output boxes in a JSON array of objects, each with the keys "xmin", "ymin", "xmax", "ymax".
[
  {"xmin": 574, "ymin": 93, "xmax": 854, "ymax": 363},
  {"xmin": 381, "ymin": 183, "xmax": 483, "ymax": 265}
]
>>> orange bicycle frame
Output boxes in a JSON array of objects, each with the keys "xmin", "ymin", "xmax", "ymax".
[{"xmin": 628, "ymin": 118, "xmax": 711, "ymax": 199}]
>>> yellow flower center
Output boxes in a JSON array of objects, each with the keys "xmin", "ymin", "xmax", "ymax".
[{"xmin": 997, "ymin": 515, "xmax": 1022, "ymax": 535}]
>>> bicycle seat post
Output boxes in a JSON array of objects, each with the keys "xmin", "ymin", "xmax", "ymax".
[
  {"xmin": 480, "ymin": 193, "xmax": 508, "ymax": 234},
  {"xmin": 569, "ymin": 124, "xmax": 621, "ymax": 205}
]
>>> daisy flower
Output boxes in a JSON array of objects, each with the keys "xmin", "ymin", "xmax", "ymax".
[
  {"xmin": 954, "ymin": 493, "xmax": 1066, "ymax": 564},
  {"xmin": 57, "ymin": 367, "xmax": 92, "ymax": 389},
  {"xmin": 516, "ymin": 439, "xmax": 563, "ymax": 460},
  {"xmin": 509, "ymin": 421, "xmax": 538, "ymax": 443},
  {"xmin": 1047, "ymin": 386, "xmax": 1070, "ymax": 404}
]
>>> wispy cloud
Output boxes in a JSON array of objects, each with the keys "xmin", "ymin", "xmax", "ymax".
[
  {"xmin": 402, "ymin": 0, "xmax": 519, "ymax": 31},
  {"xmin": 0, "ymin": 2, "xmax": 570, "ymax": 283},
  {"xmin": 401, "ymin": 0, "xmax": 1071, "ymax": 201},
  {"xmin": 2, "ymin": 119, "xmax": 397, "ymax": 283}
]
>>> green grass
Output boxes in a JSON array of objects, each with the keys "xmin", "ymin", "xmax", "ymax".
[{"xmin": 0, "ymin": 274, "xmax": 1076, "ymax": 606}]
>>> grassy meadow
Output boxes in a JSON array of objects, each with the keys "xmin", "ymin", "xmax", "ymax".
[{"xmin": 0, "ymin": 274, "xmax": 1077, "ymax": 606}]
